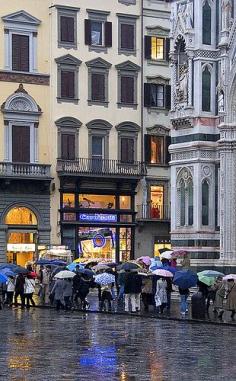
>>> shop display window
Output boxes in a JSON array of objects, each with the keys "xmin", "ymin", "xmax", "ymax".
[
  {"xmin": 150, "ymin": 186, "xmax": 164, "ymax": 219},
  {"xmin": 78, "ymin": 227, "xmax": 116, "ymax": 261},
  {"xmin": 63, "ymin": 193, "xmax": 75, "ymax": 208},
  {"xmin": 79, "ymin": 194, "xmax": 116, "ymax": 209},
  {"xmin": 119, "ymin": 227, "xmax": 131, "ymax": 261},
  {"xmin": 5, "ymin": 207, "xmax": 37, "ymax": 225},
  {"xmin": 154, "ymin": 243, "xmax": 171, "ymax": 257},
  {"xmin": 119, "ymin": 196, "xmax": 131, "ymax": 209}
]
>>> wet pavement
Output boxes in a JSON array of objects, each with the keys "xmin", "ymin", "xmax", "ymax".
[{"xmin": 0, "ymin": 308, "xmax": 236, "ymax": 381}]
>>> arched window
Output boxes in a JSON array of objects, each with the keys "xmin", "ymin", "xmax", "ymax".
[
  {"xmin": 202, "ymin": 2, "xmax": 211, "ymax": 45},
  {"xmin": 202, "ymin": 66, "xmax": 211, "ymax": 112},
  {"xmin": 5, "ymin": 207, "xmax": 37, "ymax": 225},
  {"xmin": 188, "ymin": 180, "xmax": 193, "ymax": 226},
  {"xmin": 180, "ymin": 180, "xmax": 185, "ymax": 226},
  {"xmin": 202, "ymin": 180, "xmax": 209, "ymax": 225}
]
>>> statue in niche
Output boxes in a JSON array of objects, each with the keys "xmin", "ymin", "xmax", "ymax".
[
  {"xmin": 185, "ymin": 1, "xmax": 193, "ymax": 29},
  {"xmin": 176, "ymin": 63, "xmax": 188, "ymax": 104},
  {"xmin": 218, "ymin": 90, "xmax": 225, "ymax": 113},
  {"xmin": 222, "ymin": 0, "xmax": 232, "ymax": 31}
]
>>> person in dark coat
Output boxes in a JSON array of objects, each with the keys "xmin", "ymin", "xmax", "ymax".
[
  {"xmin": 76, "ymin": 274, "xmax": 92, "ymax": 310},
  {"xmin": 124, "ymin": 271, "xmax": 142, "ymax": 312},
  {"xmin": 51, "ymin": 279, "xmax": 64, "ymax": 310},
  {"xmin": 179, "ymin": 287, "xmax": 190, "ymax": 316},
  {"xmin": 14, "ymin": 274, "xmax": 25, "ymax": 308}
]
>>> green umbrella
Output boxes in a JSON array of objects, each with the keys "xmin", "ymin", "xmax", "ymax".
[{"xmin": 197, "ymin": 273, "xmax": 215, "ymax": 286}]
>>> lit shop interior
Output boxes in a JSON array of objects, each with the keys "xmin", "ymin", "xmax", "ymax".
[{"xmin": 61, "ymin": 192, "xmax": 136, "ymax": 262}]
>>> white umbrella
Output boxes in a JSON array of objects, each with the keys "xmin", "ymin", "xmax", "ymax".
[
  {"xmin": 223, "ymin": 274, "xmax": 236, "ymax": 281},
  {"xmin": 54, "ymin": 270, "xmax": 76, "ymax": 279},
  {"xmin": 160, "ymin": 251, "xmax": 173, "ymax": 260},
  {"xmin": 152, "ymin": 269, "xmax": 173, "ymax": 278}
]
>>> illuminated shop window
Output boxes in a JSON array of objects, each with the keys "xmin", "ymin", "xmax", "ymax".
[
  {"xmin": 150, "ymin": 186, "xmax": 164, "ymax": 219},
  {"xmin": 63, "ymin": 193, "xmax": 75, "ymax": 208},
  {"xmin": 79, "ymin": 194, "xmax": 115, "ymax": 209},
  {"xmin": 119, "ymin": 196, "xmax": 131, "ymax": 209},
  {"xmin": 119, "ymin": 227, "xmax": 131, "ymax": 261},
  {"xmin": 5, "ymin": 207, "xmax": 37, "ymax": 225},
  {"xmin": 151, "ymin": 37, "xmax": 164, "ymax": 60},
  {"xmin": 78, "ymin": 227, "xmax": 116, "ymax": 261},
  {"xmin": 63, "ymin": 213, "xmax": 76, "ymax": 221},
  {"xmin": 154, "ymin": 243, "xmax": 171, "ymax": 257}
]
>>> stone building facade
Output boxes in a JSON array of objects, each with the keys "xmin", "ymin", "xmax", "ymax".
[{"xmin": 169, "ymin": 0, "xmax": 236, "ymax": 270}]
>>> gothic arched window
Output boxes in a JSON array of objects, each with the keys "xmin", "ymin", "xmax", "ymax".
[
  {"xmin": 187, "ymin": 180, "xmax": 193, "ymax": 226},
  {"xmin": 202, "ymin": 2, "xmax": 211, "ymax": 45},
  {"xmin": 202, "ymin": 66, "xmax": 211, "ymax": 112},
  {"xmin": 202, "ymin": 180, "xmax": 209, "ymax": 225},
  {"xmin": 180, "ymin": 180, "xmax": 185, "ymax": 226},
  {"xmin": 177, "ymin": 169, "xmax": 194, "ymax": 227}
]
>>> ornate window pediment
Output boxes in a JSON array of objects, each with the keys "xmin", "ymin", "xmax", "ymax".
[
  {"xmin": 116, "ymin": 121, "xmax": 140, "ymax": 133},
  {"xmin": 55, "ymin": 117, "xmax": 82, "ymax": 129},
  {"xmin": 55, "ymin": 54, "xmax": 82, "ymax": 67},
  {"xmin": 115, "ymin": 60, "xmax": 140, "ymax": 72},
  {"xmin": 1, "ymin": 84, "xmax": 41, "ymax": 115},
  {"xmin": 146, "ymin": 125, "xmax": 170, "ymax": 136},
  {"xmin": 146, "ymin": 26, "xmax": 170, "ymax": 37},
  {"xmin": 85, "ymin": 57, "xmax": 112, "ymax": 69},
  {"xmin": 2, "ymin": 10, "xmax": 41, "ymax": 27}
]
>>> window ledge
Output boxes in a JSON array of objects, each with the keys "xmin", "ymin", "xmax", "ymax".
[
  {"xmin": 57, "ymin": 97, "xmax": 79, "ymax": 104},
  {"xmin": 118, "ymin": 49, "xmax": 136, "ymax": 56},
  {"xmin": 58, "ymin": 42, "xmax": 77, "ymax": 49},
  {"xmin": 88, "ymin": 100, "xmax": 109, "ymax": 107},
  {"xmin": 147, "ymin": 60, "xmax": 169, "ymax": 66},
  {"xmin": 89, "ymin": 45, "xmax": 108, "ymax": 54},
  {"xmin": 146, "ymin": 163, "xmax": 169, "ymax": 167},
  {"xmin": 117, "ymin": 102, "xmax": 138, "ymax": 109}
]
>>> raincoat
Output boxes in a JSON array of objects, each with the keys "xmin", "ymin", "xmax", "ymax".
[
  {"xmin": 226, "ymin": 282, "xmax": 236, "ymax": 311},
  {"xmin": 155, "ymin": 278, "xmax": 167, "ymax": 307}
]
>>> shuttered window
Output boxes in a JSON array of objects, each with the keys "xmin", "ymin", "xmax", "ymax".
[
  {"xmin": 144, "ymin": 83, "xmax": 171, "ymax": 110},
  {"xmin": 12, "ymin": 126, "xmax": 30, "ymax": 163},
  {"xmin": 85, "ymin": 19, "xmax": 112, "ymax": 47},
  {"xmin": 60, "ymin": 16, "xmax": 75, "ymax": 43},
  {"xmin": 61, "ymin": 134, "xmax": 75, "ymax": 160},
  {"xmin": 145, "ymin": 134, "xmax": 171, "ymax": 165},
  {"xmin": 61, "ymin": 71, "xmax": 75, "ymax": 99},
  {"xmin": 120, "ymin": 23, "xmax": 134, "ymax": 50},
  {"xmin": 12, "ymin": 34, "xmax": 29, "ymax": 72},
  {"xmin": 145, "ymin": 36, "xmax": 170, "ymax": 61},
  {"xmin": 91, "ymin": 73, "xmax": 105, "ymax": 101},
  {"xmin": 120, "ymin": 138, "xmax": 134, "ymax": 163},
  {"xmin": 121, "ymin": 76, "xmax": 134, "ymax": 104}
]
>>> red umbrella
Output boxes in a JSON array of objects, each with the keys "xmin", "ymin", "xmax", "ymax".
[
  {"xmin": 28, "ymin": 271, "xmax": 37, "ymax": 279},
  {"xmin": 171, "ymin": 250, "xmax": 187, "ymax": 258}
]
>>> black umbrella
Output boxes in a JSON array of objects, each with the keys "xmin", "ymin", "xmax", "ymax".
[{"xmin": 119, "ymin": 262, "xmax": 140, "ymax": 271}]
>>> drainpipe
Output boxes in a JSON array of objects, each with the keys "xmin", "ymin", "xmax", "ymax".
[{"xmin": 141, "ymin": 0, "xmax": 144, "ymax": 166}]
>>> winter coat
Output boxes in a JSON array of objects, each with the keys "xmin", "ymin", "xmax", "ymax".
[
  {"xmin": 124, "ymin": 272, "xmax": 142, "ymax": 294},
  {"xmin": 142, "ymin": 278, "xmax": 153, "ymax": 294},
  {"xmin": 6, "ymin": 278, "xmax": 15, "ymax": 292},
  {"xmin": 15, "ymin": 275, "xmax": 25, "ymax": 293},
  {"xmin": 213, "ymin": 282, "xmax": 225, "ymax": 309},
  {"xmin": 180, "ymin": 257, "xmax": 190, "ymax": 269},
  {"xmin": 77, "ymin": 276, "xmax": 92, "ymax": 298},
  {"xmin": 155, "ymin": 279, "xmax": 167, "ymax": 306},
  {"xmin": 51, "ymin": 279, "xmax": 64, "ymax": 302},
  {"xmin": 225, "ymin": 282, "xmax": 236, "ymax": 311},
  {"xmin": 24, "ymin": 278, "xmax": 35, "ymax": 294},
  {"xmin": 63, "ymin": 280, "xmax": 73, "ymax": 298}
]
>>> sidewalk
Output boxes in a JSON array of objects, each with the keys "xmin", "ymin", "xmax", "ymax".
[{"xmin": 34, "ymin": 290, "xmax": 236, "ymax": 327}]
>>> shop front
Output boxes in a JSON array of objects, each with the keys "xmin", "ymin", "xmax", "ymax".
[{"xmin": 60, "ymin": 191, "xmax": 136, "ymax": 262}]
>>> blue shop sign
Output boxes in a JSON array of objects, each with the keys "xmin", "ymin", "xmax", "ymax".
[{"xmin": 79, "ymin": 213, "xmax": 117, "ymax": 223}]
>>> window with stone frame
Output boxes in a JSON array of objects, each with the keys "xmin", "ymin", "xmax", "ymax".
[
  {"xmin": 177, "ymin": 169, "xmax": 194, "ymax": 227},
  {"xmin": 202, "ymin": 65, "xmax": 211, "ymax": 112},
  {"xmin": 145, "ymin": 35, "xmax": 170, "ymax": 61},
  {"xmin": 144, "ymin": 83, "xmax": 171, "ymax": 109},
  {"xmin": 144, "ymin": 133, "xmax": 171, "ymax": 165},
  {"xmin": 57, "ymin": 6, "xmax": 79, "ymax": 49},
  {"xmin": 202, "ymin": 180, "xmax": 209, "ymax": 226},
  {"xmin": 55, "ymin": 54, "xmax": 81, "ymax": 103},
  {"xmin": 84, "ymin": 10, "xmax": 112, "ymax": 53},
  {"xmin": 202, "ymin": 1, "xmax": 211, "ymax": 45},
  {"xmin": 55, "ymin": 117, "xmax": 81, "ymax": 161},
  {"xmin": 116, "ymin": 61, "xmax": 140, "ymax": 109},
  {"xmin": 86, "ymin": 119, "xmax": 112, "ymax": 163},
  {"xmin": 2, "ymin": 10, "xmax": 41, "ymax": 73},
  {"xmin": 118, "ymin": 14, "xmax": 138, "ymax": 55},
  {"xmin": 86, "ymin": 57, "xmax": 111, "ymax": 106},
  {"xmin": 116, "ymin": 122, "xmax": 140, "ymax": 164}
]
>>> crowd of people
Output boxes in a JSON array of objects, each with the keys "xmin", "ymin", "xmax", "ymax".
[{"xmin": 0, "ymin": 256, "xmax": 236, "ymax": 320}]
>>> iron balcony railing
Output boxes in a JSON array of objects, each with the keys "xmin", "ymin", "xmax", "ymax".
[
  {"xmin": 57, "ymin": 158, "xmax": 146, "ymax": 177},
  {"xmin": 137, "ymin": 203, "xmax": 170, "ymax": 221},
  {"xmin": 0, "ymin": 162, "xmax": 51, "ymax": 178}
]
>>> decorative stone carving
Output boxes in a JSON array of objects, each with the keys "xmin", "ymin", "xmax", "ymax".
[
  {"xmin": 8, "ymin": 98, "xmax": 32, "ymax": 112},
  {"xmin": 221, "ymin": 0, "xmax": 232, "ymax": 31}
]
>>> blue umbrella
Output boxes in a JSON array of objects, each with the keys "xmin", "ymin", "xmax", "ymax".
[
  {"xmin": 0, "ymin": 268, "xmax": 15, "ymax": 277},
  {"xmin": 0, "ymin": 264, "xmax": 28, "ymax": 274},
  {"xmin": 67, "ymin": 263, "xmax": 83, "ymax": 272},
  {"xmin": 36, "ymin": 259, "xmax": 67, "ymax": 266},
  {"xmin": 0, "ymin": 273, "xmax": 8, "ymax": 283},
  {"xmin": 150, "ymin": 264, "xmax": 177, "ymax": 274},
  {"xmin": 78, "ymin": 268, "xmax": 94, "ymax": 278},
  {"xmin": 173, "ymin": 270, "xmax": 198, "ymax": 289},
  {"xmin": 95, "ymin": 273, "xmax": 115, "ymax": 286}
]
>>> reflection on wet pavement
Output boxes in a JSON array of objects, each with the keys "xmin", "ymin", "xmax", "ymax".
[{"xmin": 0, "ymin": 308, "xmax": 235, "ymax": 381}]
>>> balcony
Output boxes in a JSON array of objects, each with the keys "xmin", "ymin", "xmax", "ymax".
[
  {"xmin": 57, "ymin": 158, "xmax": 146, "ymax": 178},
  {"xmin": 137, "ymin": 203, "xmax": 170, "ymax": 221},
  {"xmin": 0, "ymin": 162, "xmax": 51, "ymax": 180}
]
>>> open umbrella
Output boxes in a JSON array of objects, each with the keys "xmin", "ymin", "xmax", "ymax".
[
  {"xmin": 0, "ymin": 272, "xmax": 8, "ymax": 283},
  {"xmin": 160, "ymin": 251, "xmax": 173, "ymax": 260},
  {"xmin": 223, "ymin": 274, "xmax": 236, "ymax": 281},
  {"xmin": 173, "ymin": 270, "xmax": 198, "ymax": 289},
  {"xmin": 0, "ymin": 264, "xmax": 28, "ymax": 274},
  {"xmin": 198, "ymin": 270, "xmax": 224, "ymax": 278},
  {"xmin": 152, "ymin": 269, "xmax": 173, "ymax": 278},
  {"xmin": 119, "ymin": 262, "xmax": 141, "ymax": 271},
  {"xmin": 78, "ymin": 268, "xmax": 94, "ymax": 278},
  {"xmin": 171, "ymin": 250, "xmax": 187, "ymax": 258},
  {"xmin": 54, "ymin": 270, "xmax": 76, "ymax": 279},
  {"xmin": 197, "ymin": 274, "xmax": 215, "ymax": 286},
  {"xmin": 67, "ymin": 263, "xmax": 83, "ymax": 272},
  {"xmin": 151, "ymin": 265, "xmax": 177, "ymax": 274},
  {"xmin": 137, "ymin": 256, "xmax": 152, "ymax": 266},
  {"xmin": 95, "ymin": 273, "xmax": 115, "ymax": 286},
  {"xmin": 93, "ymin": 264, "xmax": 110, "ymax": 272},
  {"xmin": 0, "ymin": 268, "xmax": 15, "ymax": 277}
]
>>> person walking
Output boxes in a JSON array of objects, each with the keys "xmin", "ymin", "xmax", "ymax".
[
  {"xmin": 51, "ymin": 278, "xmax": 64, "ymax": 311},
  {"xmin": 100, "ymin": 284, "xmax": 113, "ymax": 312},
  {"xmin": 39, "ymin": 265, "xmax": 51, "ymax": 304},
  {"xmin": 225, "ymin": 279, "xmax": 236, "ymax": 319},
  {"xmin": 166, "ymin": 278, "xmax": 173, "ymax": 312},
  {"xmin": 117, "ymin": 271, "xmax": 126, "ymax": 302},
  {"xmin": 213, "ymin": 278, "xmax": 226, "ymax": 319},
  {"xmin": 14, "ymin": 274, "xmax": 25, "ymax": 308},
  {"xmin": 141, "ymin": 276, "xmax": 153, "ymax": 312},
  {"xmin": 24, "ymin": 275, "xmax": 36, "ymax": 308},
  {"xmin": 76, "ymin": 274, "xmax": 92, "ymax": 310},
  {"xmin": 124, "ymin": 271, "xmax": 142, "ymax": 313},
  {"xmin": 180, "ymin": 253, "xmax": 190, "ymax": 269},
  {"xmin": 155, "ymin": 277, "xmax": 167, "ymax": 314},
  {"xmin": 179, "ymin": 287, "xmax": 190, "ymax": 316},
  {"xmin": 63, "ymin": 278, "xmax": 73, "ymax": 310},
  {"xmin": 6, "ymin": 276, "xmax": 15, "ymax": 307}
]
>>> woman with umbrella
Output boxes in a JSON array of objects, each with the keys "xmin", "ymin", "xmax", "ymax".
[
  {"xmin": 153, "ymin": 269, "xmax": 172, "ymax": 314},
  {"xmin": 173, "ymin": 269, "xmax": 198, "ymax": 316}
]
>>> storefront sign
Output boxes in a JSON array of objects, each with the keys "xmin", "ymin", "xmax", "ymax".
[
  {"xmin": 79, "ymin": 213, "xmax": 117, "ymax": 223},
  {"xmin": 93, "ymin": 234, "xmax": 106, "ymax": 248},
  {"xmin": 7, "ymin": 243, "xmax": 35, "ymax": 252}
]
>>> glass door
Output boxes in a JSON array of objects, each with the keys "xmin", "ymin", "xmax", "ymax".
[{"xmin": 91, "ymin": 136, "xmax": 104, "ymax": 172}]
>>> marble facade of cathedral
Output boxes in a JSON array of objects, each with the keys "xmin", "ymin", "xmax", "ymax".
[{"xmin": 169, "ymin": 0, "xmax": 236, "ymax": 270}]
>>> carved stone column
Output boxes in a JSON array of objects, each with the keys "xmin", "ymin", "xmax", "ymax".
[{"xmin": 218, "ymin": 123, "xmax": 236, "ymax": 264}]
